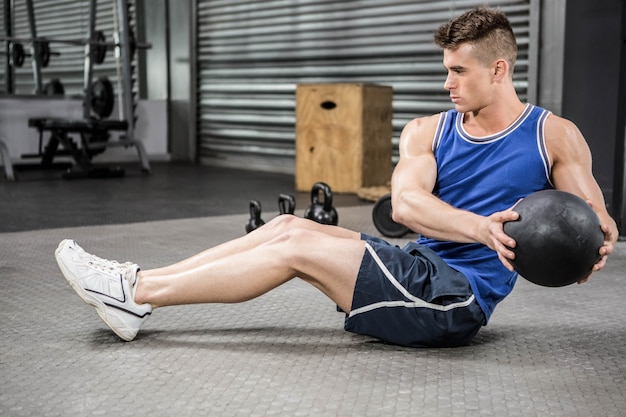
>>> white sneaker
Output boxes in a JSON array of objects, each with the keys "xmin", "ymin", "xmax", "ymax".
[
  {"xmin": 72, "ymin": 244, "xmax": 136, "ymax": 269},
  {"xmin": 55, "ymin": 239, "xmax": 152, "ymax": 341}
]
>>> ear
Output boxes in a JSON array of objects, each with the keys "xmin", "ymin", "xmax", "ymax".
[{"xmin": 493, "ymin": 59, "xmax": 509, "ymax": 80}]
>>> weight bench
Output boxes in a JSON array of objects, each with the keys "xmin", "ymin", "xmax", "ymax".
[{"xmin": 27, "ymin": 117, "xmax": 150, "ymax": 178}]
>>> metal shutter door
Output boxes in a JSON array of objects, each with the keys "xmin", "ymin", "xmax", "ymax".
[{"xmin": 196, "ymin": 0, "xmax": 536, "ymax": 173}]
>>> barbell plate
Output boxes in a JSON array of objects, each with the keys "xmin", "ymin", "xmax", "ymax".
[
  {"xmin": 372, "ymin": 194, "xmax": 411, "ymax": 238},
  {"xmin": 44, "ymin": 78, "xmax": 65, "ymax": 96},
  {"xmin": 90, "ymin": 77, "xmax": 115, "ymax": 119},
  {"xmin": 39, "ymin": 41, "xmax": 51, "ymax": 67},
  {"xmin": 11, "ymin": 42, "xmax": 25, "ymax": 67},
  {"xmin": 91, "ymin": 31, "xmax": 107, "ymax": 64}
]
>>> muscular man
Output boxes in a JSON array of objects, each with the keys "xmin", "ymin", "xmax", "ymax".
[{"xmin": 56, "ymin": 7, "xmax": 618, "ymax": 347}]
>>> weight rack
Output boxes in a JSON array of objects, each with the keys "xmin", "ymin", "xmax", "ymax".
[{"xmin": 2, "ymin": 0, "xmax": 151, "ymax": 179}]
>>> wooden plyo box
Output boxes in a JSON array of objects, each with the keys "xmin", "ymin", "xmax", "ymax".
[{"xmin": 295, "ymin": 83, "xmax": 393, "ymax": 193}]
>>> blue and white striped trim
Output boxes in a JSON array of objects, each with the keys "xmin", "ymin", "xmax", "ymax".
[
  {"xmin": 348, "ymin": 243, "xmax": 476, "ymax": 318},
  {"xmin": 456, "ymin": 103, "xmax": 534, "ymax": 144},
  {"xmin": 432, "ymin": 111, "xmax": 449, "ymax": 152},
  {"xmin": 536, "ymin": 109, "xmax": 554, "ymax": 187}
]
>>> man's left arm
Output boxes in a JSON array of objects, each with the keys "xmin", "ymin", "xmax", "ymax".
[{"xmin": 545, "ymin": 114, "xmax": 619, "ymax": 280}]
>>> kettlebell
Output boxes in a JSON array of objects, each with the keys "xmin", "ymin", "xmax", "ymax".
[
  {"xmin": 278, "ymin": 194, "xmax": 296, "ymax": 215},
  {"xmin": 303, "ymin": 182, "xmax": 338, "ymax": 225},
  {"xmin": 245, "ymin": 200, "xmax": 265, "ymax": 233}
]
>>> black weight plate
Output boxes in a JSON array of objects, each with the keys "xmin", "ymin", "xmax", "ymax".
[
  {"xmin": 39, "ymin": 41, "xmax": 51, "ymax": 67},
  {"xmin": 92, "ymin": 31, "xmax": 107, "ymax": 64},
  {"xmin": 11, "ymin": 43, "xmax": 25, "ymax": 67},
  {"xmin": 372, "ymin": 193, "xmax": 410, "ymax": 238},
  {"xmin": 44, "ymin": 78, "xmax": 65, "ymax": 96},
  {"xmin": 90, "ymin": 77, "xmax": 115, "ymax": 119}
]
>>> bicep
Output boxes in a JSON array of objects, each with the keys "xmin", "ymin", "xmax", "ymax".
[
  {"xmin": 392, "ymin": 153, "xmax": 437, "ymax": 195},
  {"xmin": 391, "ymin": 116, "xmax": 439, "ymax": 195},
  {"xmin": 548, "ymin": 116, "xmax": 619, "ymax": 245},
  {"xmin": 547, "ymin": 117, "xmax": 606, "ymax": 208}
]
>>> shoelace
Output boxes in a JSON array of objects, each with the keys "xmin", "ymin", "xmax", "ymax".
[
  {"xmin": 74, "ymin": 244, "xmax": 135, "ymax": 269},
  {"xmin": 85, "ymin": 257, "xmax": 137, "ymax": 286},
  {"xmin": 87, "ymin": 253, "xmax": 135, "ymax": 268}
]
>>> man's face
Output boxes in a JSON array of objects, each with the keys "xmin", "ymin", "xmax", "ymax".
[{"xmin": 442, "ymin": 43, "xmax": 494, "ymax": 113}]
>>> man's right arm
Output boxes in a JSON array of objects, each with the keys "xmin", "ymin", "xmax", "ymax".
[{"xmin": 390, "ymin": 116, "xmax": 519, "ymax": 267}]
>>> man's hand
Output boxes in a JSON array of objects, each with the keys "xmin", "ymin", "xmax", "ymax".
[
  {"xmin": 478, "ymin": 206, "xmax": 521, "ymax": 272},
  {"xmin": 576, "ymin": 200, "xmax": 617, "ymax": 284},
  {"xmin": 577, "ymin": 221, "xmax": 616, "ymax": 284}
]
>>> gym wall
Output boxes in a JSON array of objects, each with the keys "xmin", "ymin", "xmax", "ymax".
[
  {"xmin": 560, "ymin": 0, "xmax": 625, "ymax": 229},
  {"xmin": 194, "ymin": 0, "xmax": 537, "ymax": 173}
]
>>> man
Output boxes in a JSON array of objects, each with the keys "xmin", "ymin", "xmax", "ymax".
[{"xmin": 56, "ymin": 7, "xmax": 618, "ymax": 347}]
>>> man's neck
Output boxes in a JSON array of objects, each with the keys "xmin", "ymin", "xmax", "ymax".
[{"xmin": 463, "ymin": 96, "xmax": 526, "ymax": 137}]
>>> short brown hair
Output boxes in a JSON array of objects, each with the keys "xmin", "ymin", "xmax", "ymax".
[{"xmin": 434, "ymin": 7, "xmax": 517, "ymax": 72}]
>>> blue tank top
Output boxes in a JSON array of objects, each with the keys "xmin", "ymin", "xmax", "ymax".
[{"xmin": 417, "ymin": 104, "xmax": 553, "ymax": 320}]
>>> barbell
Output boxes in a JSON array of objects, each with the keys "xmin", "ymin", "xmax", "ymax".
[
  {"xmin": 2, "ymin": 41, "xmax": 59, "ymax": 68},
  {"xmin": 1, "ymin": 30, "xmax": 150, "ymax": 67},
  {"xmin": 0, "ymin": 30, "xmax": 150, "ymax": 49}
]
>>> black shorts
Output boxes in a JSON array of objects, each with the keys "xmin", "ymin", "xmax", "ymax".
[{"xmin": 344, "ymin": 234, "xmax": 485, "ymax": 348}]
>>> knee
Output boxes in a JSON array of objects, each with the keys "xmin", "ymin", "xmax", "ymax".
[
  {"xmin": 253, "ymin": 225, "xmax": 311, "ymax": 272},
  {"xmin": 265, "ymin": 220, "xmax": 309, "ymax": 244},
  {"xmin": 264, "ymin": 214, "xmax": 309, "ymax": 233},
  {"xmin": 258, "ymin": 216, "xmax": 324, "ymax": 257}
]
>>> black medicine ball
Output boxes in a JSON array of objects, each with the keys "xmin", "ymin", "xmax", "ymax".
[{"xmin": 503, "ymin": 189, "xmax": 604, "ymax": 287}]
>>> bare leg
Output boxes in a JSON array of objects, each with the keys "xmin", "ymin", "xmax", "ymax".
[
  {"xmin": 134, "ymin": 216, "xmax": 365, "ymax": 313},
  {"xmin": 142, "ymin": 215, "xmax": 359, "ymax": 276}
]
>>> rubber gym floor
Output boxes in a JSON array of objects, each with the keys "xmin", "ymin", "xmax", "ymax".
[{"xmin": 1, "ymin": 162, "xmax": 625, "ymax": 417}]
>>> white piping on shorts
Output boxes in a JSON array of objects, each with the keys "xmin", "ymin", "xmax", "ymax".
[{"xmin": 348, "ymin": 243, "xmax": 476, "ymax": 318}]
